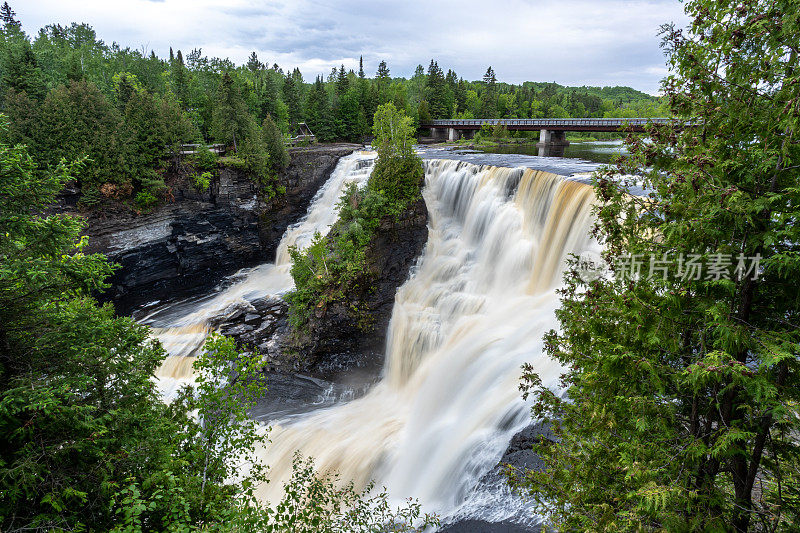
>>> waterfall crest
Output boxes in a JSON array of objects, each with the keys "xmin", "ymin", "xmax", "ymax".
[{"xmin": 255, "ymin": 159, "xmax": 597, "ymax": 521}]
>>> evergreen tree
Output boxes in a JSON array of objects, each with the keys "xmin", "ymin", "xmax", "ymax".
[
  {"xmin": 37, "ymin": 80, "xmax": 128, "ymax": 202},
  {"xmin": 480, "ymin": 66, "xmax": 497, "ymax": 117},
  {"xmin": 376, "ymin": 60, "xmax": 390, "ymax": 79},
  {"xmin": 375, "ymin": 60, "xmax": 391, "ymax": 105},
  {"xmin": 0, "ymin": 1, "xmax": 18, "ymax": 28},
  {"xmin": 261, "ymin": 114, "xmax": 288, "ymax": 172},
  {"xmin": 282, "ymin": 68, "xmax": 303, "ymax": 128},
  {"xmin": 335, "ymin": 64, "xmax": 349, "ymax": 97},
  {"xmin": 246, "ymin": 51, "xmax": 262, "ymax": 72},
  {"xmin": 515, "ymin": 2, "xmax": 800, "ymax": 531},
  {"xmin": 304, "ymin": 75, "xmax": 334, "ymax": 142},
  {"xmin": 211, "ymin": 71, "xmax": 251, "ymax": 151},
  {"xmin": 1, "ymin": 37, "xmax": 46, "ymax": 101},
  {"xmin": 425, "ymin": 60, "xmax": 448, "ymax": 119},
  {"xmin": 358, "ymin": 55, "xmax": 365, "ymax": 78}
]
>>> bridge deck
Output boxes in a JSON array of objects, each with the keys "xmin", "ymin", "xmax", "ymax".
[{"xmin": 420, "ymin": 118, "xmax": 672, "ymax": 133}]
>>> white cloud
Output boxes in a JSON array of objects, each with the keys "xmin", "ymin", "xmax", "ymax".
[{"xmin": 16, "ymin": 0, "xmax": 688, "ymax": 93}]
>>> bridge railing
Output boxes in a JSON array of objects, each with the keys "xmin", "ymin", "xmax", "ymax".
[{"xmin": 420, "ymin": 118, "xmax": 673, "ymax": 128}]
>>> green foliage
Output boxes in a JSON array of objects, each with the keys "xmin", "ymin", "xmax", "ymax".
[
  {"xmin": 212, "ymin": 71, "xmax": 252, "ymax": 151},
  {"xmin": 266, "ymin": 453, "xmax": 439, "ymax": 532},
  {"xmin": 261, "ymin": 114, "xmax": 289, "ymax": 172},
  {"xmin": 191, "ymin": 170, "xmax": 212, "ymax": 191},
  {"xmin": 287, "ymin": 104, "xmax": 423, "ymax": 330},
  {"xmin": 134, "ymin": 190, "xmax": 159, "ymax": 210},
  {"xmin": 513, "ymin": 2, "xmax": 800, "ymax": 531},
  {"xmin": 37, "ymin": 79, "xmax": 129, "ymax": 201},
  {"xmin": 0, "ymin": 116, "xmax": 210, "ymax": 530},
  {"xmin": 189, "ymin": 143, "xmax": 219, "ymax": 171},
  {"xmin": 0, "ymin": 113, "xmax": 436, "ymax": 532}
]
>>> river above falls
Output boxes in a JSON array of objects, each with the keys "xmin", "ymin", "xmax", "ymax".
[{"xmin": 418, "ymin": 139, "xmax": 626, "ymax": 177}]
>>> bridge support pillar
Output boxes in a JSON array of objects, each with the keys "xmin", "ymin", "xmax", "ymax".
[
  {"xmin": 536, "ymin": 129, "xmax": 569, "ymax": 156},
  {"xmin": 447, "ymin": 127, "xmax": 460, "ymax": 142}
]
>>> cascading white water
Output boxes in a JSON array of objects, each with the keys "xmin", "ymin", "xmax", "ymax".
[
  {"xmin": 254, "ymin": 159, "xmax": 597, "ymax": 524},
  {"xmin": 142, "ymin": 152, "xmax": 376, "ymax": 398}
]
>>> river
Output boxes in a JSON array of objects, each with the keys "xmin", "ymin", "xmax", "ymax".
[{"xmin": 135, "ymin": 141, "xmax": 613, "ymax": 530}]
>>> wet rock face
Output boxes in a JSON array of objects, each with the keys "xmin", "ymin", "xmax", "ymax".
[
  {"xmin": 217, "ymin": 296, "xmax": 289, "ymax": 365},
  {"xmin": 73, "ymin": 144, "xmax": 360, "ymax": 314},
  {"xmin": 290, "ymin": 192, "xmax": 430, "ymax": 370}
]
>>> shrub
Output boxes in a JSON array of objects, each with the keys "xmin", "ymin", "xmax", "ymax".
[
  {"xmin": 134, "ymin": 191, "xmax": 159, "ymax": 210},
  {"xmin": 191, "ymin": 171, "xmax": 212, "ymax": 191},
  {"xmin": 190, "ymin": 144, "xmax": 219, "ymax": 171}
]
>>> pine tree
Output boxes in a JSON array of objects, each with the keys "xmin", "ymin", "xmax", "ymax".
[
  {"xmin": 261, "ymin": 114, "xmax": 289, "ymax": 172},
  {"xmin": 211, "ymin": 71, "xmax": 251, "ymax": 151},
  {"xmin": 283, "ymin": 68, "xmax": 303, "ymax": 128},
  {"xmin": 246, "ymin": 51, "xmax": 262, "ymax": 72},
  {"xmin": 358, "ymin": 55, "xmax": 365, "ymax": 79},
  {"xmin": 375, "ymin": 60, "xmax": 391, "ymax": 105},
  {"xmin": 304, "ymin": 76, "xmax": 334, "ymax": 142},
  {"xmin": 376, "ymin": 60, "xmax": 390, "ymax": 80},
  {"xmin": 336, "ymin": 64, "xmax": 349, "ymax": 97},
  {"xmin": 480, "ymin": 66, "xmax": 497, "ymax": 117},
  {"xmin": 425, "ymin": 60, "xmax": 447, "ymax": 119},
  {"xmin": 1, "ymin": 37, "xmax": 46, "ymax": 101},
  {"xmin": 515, "ymin": 1, "xmax": 800, "ymax": 531},
  {"xmin": 0, "ymin": 1, "xmax": 18, "ymax": 28}
]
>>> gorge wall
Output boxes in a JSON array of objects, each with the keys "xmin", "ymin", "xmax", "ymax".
[{"xmin": 70, "ymin": 144, "xmax": 361, "ymax": 313}]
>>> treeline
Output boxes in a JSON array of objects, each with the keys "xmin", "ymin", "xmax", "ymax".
[{"xmin": 0, "ymin": 3, "xmax": 664, "ymax": 205}]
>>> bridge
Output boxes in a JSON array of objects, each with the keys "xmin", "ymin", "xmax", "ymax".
[{"xmin": 419, "ymin": 118, "xmax": 672, "ymax": 155}]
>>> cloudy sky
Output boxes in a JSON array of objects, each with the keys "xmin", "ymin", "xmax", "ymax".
[{"xmin": 17, "ymin": 0, "xmax": 689, "ymax": 94}]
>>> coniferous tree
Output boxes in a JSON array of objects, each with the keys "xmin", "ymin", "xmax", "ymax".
[
  {"xmin": 1, "ymin": 37, "xmax": 46, "ymax": 101},
  {"xmin": 358, "ymin": 55, "xmax": 365, "ymax": 79},
  {"xmin": 480, "ymin": 66, "xmax": 498, "ymax": 117},
  {"xmin": 261, "ymin": 114, "xmax": 289, "ymax": 172},
  {"xmin": 515, "ymin": 2, "xmax": 800, "ymax": 531},
  {"xmin": 304, "ymin": 76, "xmax": 334, "ymax": 142},
  {"xmin": 211, "ymin": 71, "xmax": 251, "ymax": 151},
  {"xmin": 335, "ymin": 64, "xmax": 349, "ymax": 97},
  {"xmin": 37, "ymin": 80, "xmax": 128, "ymax": 202},
  {"xmin": 283, "ymin": 68, "xmax": 304, "ymax": 128},
  {"xmin": 246, "ymin": 50, "xmax": 262, "ymax": 72},
  {"xmin": 425, "ymin": 60, "xmax": 448, "ymax": 119},
  {"xmin": 0, "ymin": 1, "xmax": 18, "ymax": 28},
  {"xmin": 375, "ymin": 60, "xmax": 391, "ymax": 105}
]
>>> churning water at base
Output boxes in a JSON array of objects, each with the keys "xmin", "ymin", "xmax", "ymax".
[
  {"xmin": 255, "ymin": 159, "xmax": 597, "ymax": 526},
  {"xmin": 140, "ymin": 152, "xmax": 376, "ymax": 399}
]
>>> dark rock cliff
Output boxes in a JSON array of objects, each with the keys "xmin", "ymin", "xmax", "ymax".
[
  {"xmin": 72, "ymin": 144, "xmax": 360, "ymax": 314},
  {"xmin": 288, "ymin": 193, "xmax": 429, "ymax": 371}
]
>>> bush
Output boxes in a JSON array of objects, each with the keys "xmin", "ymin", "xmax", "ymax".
[
  {"xmin": 191, "ymin": 171, "xmax": 212, "ymax": 191},
  {"xmin": 190, "ymin": 144, "xmax": 219, "ymax": 171},
  {"xmin": 134, "ymin": 190, "xmax": 159, "ymax": 210}
]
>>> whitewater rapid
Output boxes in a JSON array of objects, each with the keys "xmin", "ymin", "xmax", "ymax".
[
  {"xmin": 254, "ymin": 159, "xmax": 597, "ymax": 525},
  {"xmin": 142, "ymin": 152, "xmax": 597, "ymax": 527}
]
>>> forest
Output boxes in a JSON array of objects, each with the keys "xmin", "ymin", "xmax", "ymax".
[
  {"xmin": 0, "ymin": 3, "xmax": 665, "ymax": 208},
  {"xmin": 3, "ymin": 0, "xmax": 798, "ymax": 531}
]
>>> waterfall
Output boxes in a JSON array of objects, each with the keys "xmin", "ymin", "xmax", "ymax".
[
  {"xmin": 141, "ymin": 152, "xmax": 376, "ymax": 399},
  {"xmin": 254, "ymin": 159, "xmax": 597, "ymax": 524}
]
